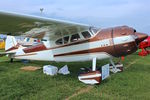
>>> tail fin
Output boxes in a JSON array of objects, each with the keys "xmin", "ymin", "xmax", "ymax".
[{"xmin": 5, "ymin": 36, "xmax": 19, "ymax": 52}]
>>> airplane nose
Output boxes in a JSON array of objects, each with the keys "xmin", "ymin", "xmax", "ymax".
[{"xmin": 135, "ymin": 32, "xmax": 148, "ymax": 44}]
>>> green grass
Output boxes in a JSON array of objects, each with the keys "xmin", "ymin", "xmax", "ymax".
[{"xmin": 0, "ymin": 53, "xmax": 150, "ymax": 100}]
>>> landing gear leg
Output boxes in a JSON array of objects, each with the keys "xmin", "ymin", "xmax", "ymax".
[
  {"xmin": 92, "ymin": 57, "xmax": 97, "ymax": 71},
  {"xmin": 109, "ymin": 58, "xmax": 121, "ymax": 73},
  {"xmin": 10, "ymin": 58, "xmax": 13, "ymax": 63}
]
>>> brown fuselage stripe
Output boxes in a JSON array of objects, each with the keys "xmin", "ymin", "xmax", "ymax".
[
  {"xmin": 6, "ymin": 44, "xmax": 20, "ymax": 52},
  {"xmin": 54, "ymin": 41, "xmax": 136, "ymax": 57},
  {"xmin": 6, "ymin": 47, "xmax": 18, "ymax": 52},
  {"xmin": 23, "ymin": 44, "xmax": 47, "ymax": 53},
  {"xmin": 22, "ymin": 39, "xmax": 106, "ymax": 54},
  {"xmin": 21, "ymin": 41, "xmax": 136, "ymax": 58}
]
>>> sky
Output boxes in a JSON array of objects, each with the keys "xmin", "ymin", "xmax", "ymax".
[{"xmin": 0, "ymin": 0, "xmax": 150, "ymax": 34}]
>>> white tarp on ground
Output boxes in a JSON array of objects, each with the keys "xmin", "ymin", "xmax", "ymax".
[
  {"xmin": 58, "ymin": 65, "xmax": 70, "ymax": 75},
  {"xmin": 102, "ymin": 64, "xmax": 110, "ymax": 80},
  {"xmin": 43, "ymin": 65, "xmax": 58, "ymax": 76}
]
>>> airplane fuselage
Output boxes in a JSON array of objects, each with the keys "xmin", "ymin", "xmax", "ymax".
[{"xmin": 6, "ymin": 26, "xmax": 147, "ymax": 62}]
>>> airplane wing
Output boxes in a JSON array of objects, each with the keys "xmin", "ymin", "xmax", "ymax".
[{"xmin": 0, "ymin": 10, "xmax": 91, "ymax": 39}]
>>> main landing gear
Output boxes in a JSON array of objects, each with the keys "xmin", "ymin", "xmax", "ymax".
[
  {"xmin": 78, "ymin": 57, "xmax": 124, "ymax": 85},
  {"xmin": 109, "ymin": 59, "xmax": 123, "ymax": 73}
]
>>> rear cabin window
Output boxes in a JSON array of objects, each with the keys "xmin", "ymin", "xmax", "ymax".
[
  {"xmin": 71, "ymin": 34, "xmax": 80, "ymax": 42},
  {"xmin": 64, "ymin": 36, "xmax": 69, "ymax": 44},
  {"xmin": 56, "ymin": 38, "xmax": 63, "ymax": 45},
  {"xmin": 81, "ymin": 31, "xmax": 91, "ymax": 39}
]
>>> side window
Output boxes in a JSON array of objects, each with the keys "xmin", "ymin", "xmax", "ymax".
[
  {"xmin": 71, "ymin": 34, "xmax": 80, "ymax": 42},
  {"xmin": 56, "ymin": 38, "xmax": 63, "ymax": 45},
  {"xmin": 81, "ymin": 31, "xmax": 91, "ymax": 39},
  {"xmin": 64, "ymin": 36, "xmax": 69, "ymax": 44}
]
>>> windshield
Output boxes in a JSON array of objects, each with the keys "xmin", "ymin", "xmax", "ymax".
[
  {"xmin": 81, "ymin": 31, "xmax": 91, "ymax": 39},
  {"xmin": 90, "ymin": 27, "xmax": 99, "ymax": 34}
]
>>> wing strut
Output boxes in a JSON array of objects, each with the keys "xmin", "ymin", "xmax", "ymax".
[
  {"xmin": 109, "ymin": 59, "xmax": 121, "ymax": 73},
  {"xmin": 92, "ymin": 57, "xmax": 97, "ymax": 71}
]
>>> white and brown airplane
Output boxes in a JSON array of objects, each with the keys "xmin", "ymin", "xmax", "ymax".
[{"xmin": 0, "ymin": 11, "xmax": 148, "ymax": 84}]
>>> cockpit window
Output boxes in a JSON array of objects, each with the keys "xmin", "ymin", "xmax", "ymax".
[
  {"xmin": 81, "ymin": 31, "xmax": 91, "ymax": 39},
  {"xmin": 56, "ymin": 38, "xmax": 63, "ymax": 45},
  {"xmin": 64, "ymin": 36, "xmax": 69, "ymax": 44},
  {"xmin": 71, "ymin": 34, "xmax": 80, "ymax": 42}
]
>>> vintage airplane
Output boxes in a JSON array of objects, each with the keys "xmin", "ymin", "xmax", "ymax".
[{"xmin": 0, "ymin": 11, "xmax": 148, "ymax": 84}]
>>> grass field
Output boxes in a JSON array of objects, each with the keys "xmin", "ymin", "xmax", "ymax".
[{"xmin": 0, "ymin": 52, "xmax": 150, "ymax": 100}]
